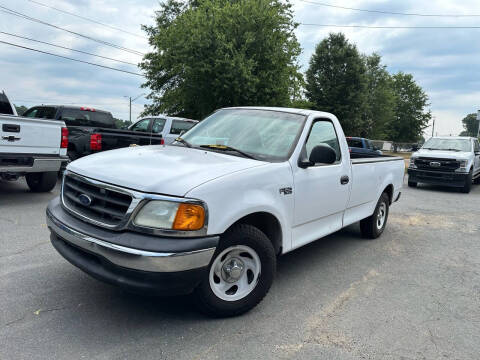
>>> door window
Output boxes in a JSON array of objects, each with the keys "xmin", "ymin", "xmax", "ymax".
[
  {"xmin": 170, "ymin": 120, "xmax": 196, "ymax": 135},
  {"xmin": 152, "ymin": 119, "xmax": 166, "ymax": 133},
  {"xmin": 305, "ymin": 120, "xmax": 341, "ymax": 163},
  {"xmin": 130, "ymin": 119, "xmax": 150, "ymax": 132},
  {"xmin": 474, "ymin": 140, "xmax": 479, "ymax": 153}
]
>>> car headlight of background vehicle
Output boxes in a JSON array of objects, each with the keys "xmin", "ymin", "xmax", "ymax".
[
  {"xmin": 133, "ymin": 200, "xmax": 206, "ymax": 231},
  {"xmin": 409, "ymin": 157, "xmax": 417, "ymax": 169},
  {"xmin": 456, "ymin": 160, "xmax": 468, "ymax": 173}
]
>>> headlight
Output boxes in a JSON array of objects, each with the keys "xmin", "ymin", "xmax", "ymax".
[
  {"xmin": 133, "ymin": 200, "xmax": 205, "ymax": 231},
  {"xmin": 409, "ymin": 157, "xmax": 417, "ymax": 169},
  {"xmin": 456, "ymin": 160, "xmax": 468, "ymax": 173}
]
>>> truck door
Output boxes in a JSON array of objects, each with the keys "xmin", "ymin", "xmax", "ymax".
[{"xmin": 291, "ymin": 118, "xmax": 351, "ymax": 249}]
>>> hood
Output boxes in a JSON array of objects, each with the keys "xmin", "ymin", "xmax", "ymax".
[
  {"xmin": 67, "ymin": 145, "xmax": 266, "ymax": 196},
  {"xmin": 413, "ymin": 148, "xmax": 471, "ymax": 160}
]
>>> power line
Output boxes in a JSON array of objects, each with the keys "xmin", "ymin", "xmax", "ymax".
[
  {"xmin": 298, "ymin": 0, "xmax": 480, "ymax": 17},
  {"xmin": 0, "ymin": 40, "xmax": 145, "ymax": 77},
  {"xmin": 27, "ymin": 0, "xmax": 146, "ymax": 39},
  {"xmin": 0, "ymin": 31, "xmax": 138, "ymax": 66},
  {"xmin": 299, "ymin": 23, "xmax": 480, "ymax": 29},
  {"xmin": 0, "ymin": 5, "xmax": 144, "ymax": 56}
]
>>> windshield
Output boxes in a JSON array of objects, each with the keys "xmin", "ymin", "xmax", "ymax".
[
  {"xmin": 179, "ymin": 109, "xmax": 306, "ymax": 161},
  {"xmin": 422, "ymin": 138, "xmax": 471, "ymax": 152}
]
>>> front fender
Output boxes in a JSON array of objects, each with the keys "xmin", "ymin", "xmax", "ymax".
[{"xmin": 185, "ymin": 162, "xmax": 294, "ymax": 252}]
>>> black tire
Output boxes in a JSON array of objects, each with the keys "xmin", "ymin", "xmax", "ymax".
[
  {"xmin": 460, "ymin": 170, "xmax": 473, "ymax": 193},
  {"xmin": 474, "ymin": 175, "xmax": 480, "ymax": 185},
  {"xmin": 360, "ymin": 192, "xmax": 390, "ymax": 239},
  {"xmin": 25, "ymin": 172, "xmax": 58, "ymax": 192},
  {"xmin": 408, "ymin": 180, "xmax": 417, "ymax": 188},
  {"xmin": 194, "ymin": 224, "xmax": 276, "ymax": 317}
]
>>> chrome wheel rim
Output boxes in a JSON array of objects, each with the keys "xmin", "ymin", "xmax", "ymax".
[
  {"xmin": 209, "ymin": 245, "xmax": 261, "ymax": 302},
  {"xmin": 376, "ymin": 202, "xmax": 387, "ymax": 230}
]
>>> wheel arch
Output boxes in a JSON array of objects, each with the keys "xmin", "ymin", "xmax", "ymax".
[
  {"xmin": 224, "ymin": 212, "xmax": 283, "ymax": 255},
  {"xmin": 382, "ymin": 184, "xmax": 394, "ymax": 204}
]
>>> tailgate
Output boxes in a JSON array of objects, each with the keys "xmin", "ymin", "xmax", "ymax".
[{"xmin": 0, "ymin": 115, "xmax": 63, "ymax": 155}]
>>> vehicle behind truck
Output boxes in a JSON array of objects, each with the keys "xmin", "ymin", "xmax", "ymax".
[
  {"xmin": 22, "ymin": 105, "xmax": 164, "ymax": 161},
  {"xmin": 408, "ymin": 136, "xmax": 480, "ymax": 193},
  {"xmin": 46, "ymin": 107, "xmax": 404, "ymax": 317},
  {"xmin": 1, "ymin": 92, "xmax": 68, "ymax": 192}
]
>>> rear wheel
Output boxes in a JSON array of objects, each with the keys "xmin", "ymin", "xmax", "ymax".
[
  {"xmin": 360, "ymin": 193, "xmax": 390, "ymax": 239},
  {"xmin": 26, "ymin": 172, "xmax": 57, "ymax": 192},
  {"xmin": 408, "ymin": 180, "xmax": 417, "ymax": 188},
  {"xmin": 473, "ymin": 175, "xmax": 480, "ymax": 185},
  {"xmin": 194, "ymin": 224, "xmax": 276, "ymax": 317},
  {"xmin": 460, "ymin": 170, "xmax": 473, "ymax": 193}
]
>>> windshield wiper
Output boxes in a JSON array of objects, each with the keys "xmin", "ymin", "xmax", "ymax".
[
  {"xmin": 199, "ymin": 144, "xmax": 257, "ymax": 160},
  {"xmin": 443, "ymin": 148, "xmax": 461, "ymax": 152},
  {"xmin": 174, "ymin": 137, "xmax": 192, "ymax": 148}
]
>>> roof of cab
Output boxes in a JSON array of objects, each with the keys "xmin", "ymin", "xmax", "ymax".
[{"xmin": 221, "ymin": 106, "xmax": 335, "ymax": 118}]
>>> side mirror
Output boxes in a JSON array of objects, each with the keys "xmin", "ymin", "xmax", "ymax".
[{"xmin": 299, "ymin": 144, "xmax": 337, "ymax": 168}]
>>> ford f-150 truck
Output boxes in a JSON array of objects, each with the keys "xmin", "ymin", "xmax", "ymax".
[
  {"xmin": 1, "ymin": 92, "xmax": 68, "ymax": 191},
  {"xmin": 408, "ymin": 136, "xmax": 480, "ymax": 193},
  {"xmin": 46, "ymin": 107, "xmax": 404, "ymax": 317}
]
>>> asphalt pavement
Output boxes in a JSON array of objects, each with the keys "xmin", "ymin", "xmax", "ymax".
[{"xmin": 1, "ymin": 177, "xmax": 479, "ymax": 359}]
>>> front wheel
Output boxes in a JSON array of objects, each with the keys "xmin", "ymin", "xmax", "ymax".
[
  {"xmin": 194, "ymin": 224, "xmax": 276, "ymax": 317},
  {"xmin": 360, "ymin": 193, "xmax": 390, "ymax": 239},
  {"xmin": 408, "ymin": 180, "xmax": 417, "ymax": 188},
  {"xmin": 26, "ymin": 172, "xmax": 57, "ymax": 192}
]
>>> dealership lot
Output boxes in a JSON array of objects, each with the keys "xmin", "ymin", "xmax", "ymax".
[{"xmin": 1, "ymin": 178, "xmax": 479, "ymax": 359}]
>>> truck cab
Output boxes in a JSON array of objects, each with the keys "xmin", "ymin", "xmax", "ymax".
[{"xmin": 130, "ymin": 116, "xmax": 198, "ymax": 144}]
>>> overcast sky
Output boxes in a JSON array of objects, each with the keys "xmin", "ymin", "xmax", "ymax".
[{"xmin": 1, "ymin": 0, "xmax": 479, "ymax": 136}]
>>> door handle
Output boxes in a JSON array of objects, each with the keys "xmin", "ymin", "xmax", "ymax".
[{"xmin": 340, "ymin": 175, "xmax": 349, "ymax": 185}]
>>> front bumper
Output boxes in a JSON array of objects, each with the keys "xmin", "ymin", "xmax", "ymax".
[
  {"xmin": 47, "ymin": 197, "xmax": 219, "ymax": 295},
  {"xmin": 407, "ymin": 168, "xmax": 468, "ymax": 187}
]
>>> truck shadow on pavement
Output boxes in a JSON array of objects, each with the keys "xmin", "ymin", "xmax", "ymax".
[{"xmin": 0, "ymin": 178, "xmax": 60, "ymax": 205}]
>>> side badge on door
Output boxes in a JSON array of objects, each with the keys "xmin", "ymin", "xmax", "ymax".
[{"xmin": 279, "ymin": 187, "xmax": 292, "ymax": 195}]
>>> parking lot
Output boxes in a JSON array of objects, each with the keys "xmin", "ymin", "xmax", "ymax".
[{"xmin": 1, "ymin": 178, "xmax": 479, "ymax": 359}]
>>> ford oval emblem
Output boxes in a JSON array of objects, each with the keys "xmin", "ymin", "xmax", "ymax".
[
  {"xmin": 78, "ymin": 193, "xmax": 92, "ymax": 206},
  {"xmin": 429, "ymin": 161, "xmax": 441, "ymax": 167}
]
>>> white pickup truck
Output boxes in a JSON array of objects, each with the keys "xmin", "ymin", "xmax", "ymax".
[
  {"xmin": 0, "ymin": 91, "xmax": 68, "ymax": 191},
  {"xmin": 46, "ymin": 107, "xmax": 404, "ymax": 316},
  {"xmin": 408, "ymin": 136, "xmax": 480, "ymax": 193}
]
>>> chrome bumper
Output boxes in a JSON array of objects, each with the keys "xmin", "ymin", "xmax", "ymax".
[
  {"xmin": 0, "ymin": 157, "xmax": 66, "ymax": 173},
  {"xmin": 47, "ymin": 210, "xmax": 216, "ymax": 273}
]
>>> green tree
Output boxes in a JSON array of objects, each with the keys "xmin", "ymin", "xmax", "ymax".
[
  {"xmin": 460, "ymin": 113, "xmax": 479, "ymax": 137},
  {"xmin": 305, "ymin": 33, "xmax": 367, "ymax": 136},
  {"xmin": 114, "ymin": 118, "xmax": 132, "ymax": 129},
  {"xmin": 14, "ymin": 104, "xmax": 28, "ymax": 115},
  {"xmin": 362, "ymin": 54, "xmax": 395, "ymax": 139},
  {"xmin": 140, "ymin": 0, "xmax": 302, "ymax": 119},
  {"xmin": 386, "ymin": 72, "xmax": 431, "ymax": 144}
]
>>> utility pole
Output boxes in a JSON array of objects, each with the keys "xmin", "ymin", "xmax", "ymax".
[
  {"xmin": 431, "ymin": 116, "xmax": 435, "ymax": 137},
  {"xmin": 124, "ymin": 93, "xmax": 145, "ymax": 123}
]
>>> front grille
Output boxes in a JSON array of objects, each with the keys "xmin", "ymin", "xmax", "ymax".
[
  {"xmin": 62, "ymin": 174, "xmax": 132, "ymax": 226},
  {"xmin": 414, "ymin": 157, "xmax": 459, "ymax": 172}
]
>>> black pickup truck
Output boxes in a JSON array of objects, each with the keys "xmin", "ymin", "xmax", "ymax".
[{"xmin": 22, "ymin": 105, "xmax": 163, "ymax": 160}]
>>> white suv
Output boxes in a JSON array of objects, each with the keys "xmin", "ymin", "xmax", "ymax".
[
  {"xmin": 408, "ymin": 136, "xmax": 480, "ymax": 193},
  {"xmin": 129, "ymin": 116, "xmax": 198, "ymax": 144}
]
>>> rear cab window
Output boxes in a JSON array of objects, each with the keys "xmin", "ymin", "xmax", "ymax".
[
  {"xmin": 59, "ymin": 108, "xmax": 114, "ymax": 128},
  {"xmin": 347, "ymin": 138, "xmax": 364, "ymax": 148},
  {"xmin": 170, "ymin": 120, "xmax": 197, "ymax": 135}
]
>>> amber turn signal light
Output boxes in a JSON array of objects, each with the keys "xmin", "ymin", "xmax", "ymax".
[{"xmin": 172, "ymin": 203, "xmax": 205, "ymax": 231}]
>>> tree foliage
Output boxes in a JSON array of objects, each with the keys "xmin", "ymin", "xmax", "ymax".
[
  {"xmin": 14, "ymin": 105, "xmax": 28, "ymax": 116},
  {"xmin": 363, "ymin": 53, "xmax": 395, "ymax": 139},
  {"xmin": 460, "ymin": 113, "xmax": 479, "ymax": 137},
  {"xmin": 305, "ymin": 33, "xmax": 366, "ymax": 136},
  {"xmin": 386, "ymin": 72, "xmax": 431, "ymax": 143},
  {"xmin": 140, "ymin": 0, "xmax": 302, "ymax": 119}
]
